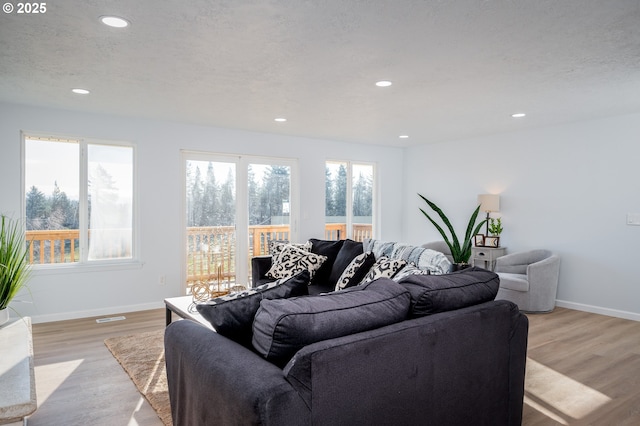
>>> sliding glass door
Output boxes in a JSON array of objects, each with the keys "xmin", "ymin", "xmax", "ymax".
[{"xmin": 183, "ymin": 152, "xmax": 297, "ymax": 293}]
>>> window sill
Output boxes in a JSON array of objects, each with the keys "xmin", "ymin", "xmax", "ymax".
[{"xmin": 30, "ymin": 260, "xmax": 145, "ymax": 276}]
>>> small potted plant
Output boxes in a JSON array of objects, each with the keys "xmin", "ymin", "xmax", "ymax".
[
  {"xmin": 0, "ymin": 215, "xmax": 32, "ymax": 326},
  {"xmin": 485, "ymin": 218, "xmax": 503, "ymax": 247}
]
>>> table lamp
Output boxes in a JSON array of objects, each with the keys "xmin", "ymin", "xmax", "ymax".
[{"xmin": 477, "ymin": 194, "xmax": 500, "ymax": 236}]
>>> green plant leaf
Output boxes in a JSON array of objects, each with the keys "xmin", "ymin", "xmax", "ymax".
[
  {"xmin": 0, "ymin": 215, "xmax": 32, "ymax": 310},
  {"xmin": 418, "ymin": 194, "xmax": 485, "ymax": 264}
]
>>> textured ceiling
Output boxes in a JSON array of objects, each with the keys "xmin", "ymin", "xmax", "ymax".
[{"xmin": 1, "ymin": 0, "xmax": 639, "ymax": 147}]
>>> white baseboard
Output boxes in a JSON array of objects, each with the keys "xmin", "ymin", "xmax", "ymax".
[
  {"xmin": 29, "ymin": 302, "xmax": 164, "ymax": 324},
  {"xmin": 555, "ymin": 299, "xmax": 640, "ymax": 322}
]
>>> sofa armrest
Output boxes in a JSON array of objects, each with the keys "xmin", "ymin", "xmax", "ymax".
[
  {"xmin": 165, "ymin": 320, "xmax": 309, "ymax": 426},
  {"xmin": 251, "ymin": 255, "xmax": 273, "ymax": 287},
  {"xmin": 284, "ymin": 300, "xmax": 528, "ymax": 426}
]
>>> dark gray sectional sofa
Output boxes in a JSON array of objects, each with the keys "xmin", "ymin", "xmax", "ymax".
[{"xmin": 164, "ymin": 239, "xmax": 529, "ymax": 425}]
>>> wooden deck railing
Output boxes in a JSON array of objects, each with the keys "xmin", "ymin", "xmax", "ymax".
[
  {"xmin": 26, "ymin": 229, "xmax": 132, "ymax": 264},
  {"xmin": 26, "ymin": 223, "xmax": 373, "ymax": 284},
  {"xmin": 324, "ymin": 223, "xmax": 372, "ymax": 242},
  {"xmin": 27, "ymin": 229, "xmax": 81, "ymax": 264}
]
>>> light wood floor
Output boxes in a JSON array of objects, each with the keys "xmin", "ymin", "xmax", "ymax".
[
  {"xmin": 523, "ymin": 307, "xmax": 640, "ymax": 425},
  {"xmin": 29, "ymin": 309, "xmax": 166, "ymax": 426},
  {"xmin": 26, "ymin": 307, "xmax": 640, "ymax": 425}
]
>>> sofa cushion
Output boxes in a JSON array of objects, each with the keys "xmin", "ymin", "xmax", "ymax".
[
  {"xmin": 266, "ymin": 244, "xmax": 327, "ymax": 280},
  {"xmin": 196, "ymin": 270, "xmax": 310, "ymax": 347},
  {"xmin": 398, "ymin": 266, "xmax": 499, "ymax": 317},
  {"xmin": 328, "ymin": 239, "xmax": 364, "ymax": 284},
  {"xmin": 252, "ymin": 278, "xmax": 411, "ymax": 367},
  {"xmin": 334, "ymin": 251, "xmax": 376, "ymax": 291},
  {"xmin": 496, "ymin": 272, "xmax": 529, "ymax": 292},
  {"xmin": 360, "ymin": 257, "xmax": 407, "ymax": 285},
  {"xmin": 308, "ymin": 238, "xmax": 344, "ymax": 286}
]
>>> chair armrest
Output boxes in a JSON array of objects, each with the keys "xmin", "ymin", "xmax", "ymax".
[
  {"xmin": 526, "ymin": 255, "xmax": 560, "ymax": 289},
  {"xmin": 251, "ymin": 255, "xmax": 273, "ymax": 287},
  {"xmin": 495, "ymin": 249, "xmax": 552, "ymax": 274}
]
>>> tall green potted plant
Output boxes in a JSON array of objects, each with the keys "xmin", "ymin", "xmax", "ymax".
[
  {"xmin": 418, "ymin": 194, "xmax": 487, "ymax": 270},
  {"xmin": 0, "ymin": 215, "xmax": 32, "ymax": 326}
]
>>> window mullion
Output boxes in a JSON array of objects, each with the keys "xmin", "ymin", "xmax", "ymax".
[
  {"xmin": 79, "ymin": 140, "xmax": 89, "ymax": 262},
  {"xmin": 346, "ymin": 161, "xmax": 353, "ymax": 239}
]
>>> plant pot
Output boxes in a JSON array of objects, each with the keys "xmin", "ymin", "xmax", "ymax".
[
  {"xmin": 0, "ymin": 308, "xmax": 9, "ymax": 327},
  {"xmin": 451, "ymin": 263, "xmax": 470, "ymax": 272}
]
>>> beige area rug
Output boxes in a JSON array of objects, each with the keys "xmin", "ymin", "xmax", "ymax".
[{"xmin": 104, "ymin": 330, "xmax": 171, "ymax": 426}]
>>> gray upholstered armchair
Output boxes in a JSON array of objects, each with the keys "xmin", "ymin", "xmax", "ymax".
[{"xmin": 494, "ymin": 249, "xmax": 560, "ymax": 313}]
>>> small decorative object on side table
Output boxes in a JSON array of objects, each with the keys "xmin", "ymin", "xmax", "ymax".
[
  {"xmin": 471, "ymin": 246, "xmax": 507, "ymax": 271},
  {"xmin": 486, "ymin": 218, "xmax": 503, "ymax": 248},
  {"xmin": 484, "ymin": 236, "xmax": 500, "ymax": 248}
]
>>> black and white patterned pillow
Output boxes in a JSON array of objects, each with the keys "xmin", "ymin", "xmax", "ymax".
[
  {"xmin": 360, "ymin": 256, "xmax": 407, "ymax": 285},
  {"xmin": 269, "ymin": 240, "xmax": 312, "ymax": 256},
  {"xmin": 266, "ymin": 244, "xmax": 327, "ymax": 280},
  {"xmin": 392, "ymin": 263, "xmax": 431, "ymax": 282},
  {"xmin": 334, "ymin": 252, "xmax": 375, "ymax": 291}
]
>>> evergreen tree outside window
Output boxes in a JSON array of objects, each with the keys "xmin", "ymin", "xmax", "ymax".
[{"xmin": 23, "ymin": 135, "xmax": 135, "ymax": 265}]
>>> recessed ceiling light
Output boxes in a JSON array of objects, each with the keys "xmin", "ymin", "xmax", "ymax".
[
  {"xmin": 511, "ymin": 113, "xmax": 526, "ymax": 118},
  {"xmin": 274, "ymin": 118, "xmax": 287, "ymax": 122},
  {"xmin": 399, "ymin": 135, "xmax": 409, "ymax": 139},
  {"xmin": 100, "ymin": 16, "xmax": 129, "ymax": 28},
  {"xmin": 72, "ymin": 88, "xmax": 90, "ymax": 95},
  {"xmin": 375, "ymin": 80, "xmax": 393, "ymax": 87}
]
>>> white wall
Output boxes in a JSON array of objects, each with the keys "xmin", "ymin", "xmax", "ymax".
[
  {"xmin": 403, "ymin": 113, "xmax": 640, "ymax": 320},
  {"xmin": 0, "ymin": 102, "xmax": 404, "ymax": 323}
]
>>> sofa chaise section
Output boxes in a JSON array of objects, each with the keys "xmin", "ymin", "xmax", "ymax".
[{"xmin": 165, "ymin": 299, "xmax": 528, "ymax": 426}]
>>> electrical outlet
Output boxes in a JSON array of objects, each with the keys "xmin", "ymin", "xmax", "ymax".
[
  {"xmin": 159, "ymin": 275, "xmax": 166, "ymax": 285},
  {"xmin": 627, "ymin": 213, "xmax": 640, "ymax": 226}
]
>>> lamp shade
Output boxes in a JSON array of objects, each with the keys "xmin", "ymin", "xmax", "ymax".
[{"xmin": 478, "ymin": 194, "xmax": 500, "ymax": 212}]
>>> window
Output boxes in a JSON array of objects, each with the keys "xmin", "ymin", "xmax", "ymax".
[
  {"xmin": 325, "ymin": 161, "xmax": 375, "ymax": 241},
  {"xmin": 23, "ymin": 134, "xmax": 136, "ymax": 265},
  {"xmin": 183, "ymin": 152, "xmax": 297, "ymax": 291}
]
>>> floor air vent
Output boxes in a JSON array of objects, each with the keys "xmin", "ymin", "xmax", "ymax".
[{"xmin": 96, "ymin": 316, "xmax": 126, "ymax": 324}]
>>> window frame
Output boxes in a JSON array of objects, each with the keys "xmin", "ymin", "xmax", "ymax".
[{"xmin": 21, "ymin": 132, "xmax": 140, "ymax": 271}]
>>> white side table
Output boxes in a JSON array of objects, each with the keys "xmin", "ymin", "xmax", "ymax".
[
  {"xmin": 471, "ymin": 247, "xmax": 507, "ymax": 271},
  {"xmin": 0, "ymin": 317, "xmax": 37, "ymax": 425}
]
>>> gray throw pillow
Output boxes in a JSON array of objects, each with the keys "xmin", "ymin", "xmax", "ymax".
[
  {"xmin": 397, "ymin": 267, "xmax": 499, "ymax": 317},
  {"xmin": 196, "ymin": 270, "xmax": 310, "ymax": 347}
]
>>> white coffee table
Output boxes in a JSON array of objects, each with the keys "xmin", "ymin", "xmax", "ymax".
[{"xmin": 164, "ymin": 296, "xmax": 213, "ymax": 329}]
